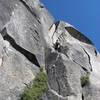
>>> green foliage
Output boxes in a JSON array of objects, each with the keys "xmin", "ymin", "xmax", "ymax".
[
  {"xmin": 81, "ymin": 74, "xmax": 90, "ymax": 87},
  {"xmin": 20, "ymin": 69, "xmax": 48, "ymax": 100}
]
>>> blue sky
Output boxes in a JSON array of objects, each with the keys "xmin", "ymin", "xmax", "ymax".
[{"xmin": 41, "ymin": 0, "xmax": 100, "ymax": 51}]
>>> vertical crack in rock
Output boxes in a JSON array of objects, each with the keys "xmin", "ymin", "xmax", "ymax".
[
  {"xmin": 72, "ymin": 60, "xmax": 89, "ymax": 73},
  {"xmin": 94, "ymin": 49, "xmax": 97, "ymax": 56},
  {"xmin": 55, "ymin": 21, "xmax": 60, "ymax": 31},
  {"xmin": 82, "ymin": 94, "xmax": 84, "ymax": 100},
  {"xmin": 82, "ymin": 47, "xmax": 92, "ymax": 71},
  {"xmin": 0, "ymin": 27, "xmax": 40, "ymax": 67},
  {"xmin": 34, "ymin": 30, "xmax": 39, "ymax": 36},
  {"xmin": 19, "ymin": 0, "xmax": 41, "ymax": 24}
]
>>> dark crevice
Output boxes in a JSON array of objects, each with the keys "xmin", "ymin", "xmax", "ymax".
[
  {"xmin": 31, "ymin": 32, "xmax": 39, "ymax": 42},
  {"xmin": 94, "ymin": 49, "xmax": 97, "ymax": 56},
  {"xmin": 53, "ymin": 41, "xmax": 90, "ymax": 73},
  {"xmin": 65, "ymin": 27, "xmax": 93, "ymax": 45},
  {"xmin": 72, "ymin": 60, "xmax": 89, "ymax": 73},
  {"xmin": 34, "ymin": 30, "xmax": 39, "ymax": 36},
  {"xmin": 53, "ymin": 41, "xmax": 88, "ymax": 71},
  {"xmin": 53, "ymin": 42, "xmax": 69, "ymax": 58},
  {"xmin": 0, "ymin": 27, "xmax": 40, "ymax": 68},
  {"xmin": 64, "ymin": 53, "xmax": 69, "ymax": 59},
  {"xmin": 19, "ymin": 0, "xmax": 41, "ymax": 24},
  {"xmin": 34, "ymin": 30, "xmax": 40, "ymax": 39},
  {"xmin": 29, "ymin": 28, "xmax": 40, "ymax": 39},
  {"xmin": 82, "ymin": 48, "xmax": 92, "ymax": 71},
  {"xmin": 55, "ymin": 21, "xmax": 60, "ymax": 31},
  {"xmin": 39, "ymin": 5, "xmax": 44, "ymax": 8},
  {"xmin": 81, "ymin": 67, "xmax": 89, "ymax": 73},
  {"xmin": 53, "ymin": 40, "xmax": 61, "ymax": 52},
  {"xmin": 82, "ymin": 94, "xmax": 84, "ymax": 100},
  {"xmin": 58, "ymin": 32, "xmax": 65, "ymax": 42}
]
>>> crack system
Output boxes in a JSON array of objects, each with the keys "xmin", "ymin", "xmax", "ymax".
[
  {"xmin": 82, "ymin": 47, "xmax": 92, "ymax": 71},
  {"xmin": 72, "ymin": 59, "xmax": 89, "ymax": 73},
  {"xmin": 0, "ymin": 27, "xmax": 40, "ymax": 68},
  {"xmin": 19, "ymin": 0, "xmax": 41, "ymax": 24}
]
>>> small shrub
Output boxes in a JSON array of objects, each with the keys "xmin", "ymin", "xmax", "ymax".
[
  {"xmin": 20, "ymin": 69, "xmax": 48, "ymax": 100},
  {"xmin": 81, "ymin": 74, "xmax": 90, "ymax": 87}
]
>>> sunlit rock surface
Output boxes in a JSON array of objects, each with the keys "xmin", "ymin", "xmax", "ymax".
[{"xmin": 0, "ymin": 0, "xmax": 100, "ymax": 100}]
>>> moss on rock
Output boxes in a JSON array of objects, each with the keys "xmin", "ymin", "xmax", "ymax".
[
  {"xmin": 20, "ymin": 69, "xmax": 48, "ymax": 100},
  {"xmin": 81, "ymin": 74, "xmax": 90, "ymax": 87}
]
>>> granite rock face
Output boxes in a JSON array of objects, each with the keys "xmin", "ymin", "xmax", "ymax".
[
  {"xmin": 0, "ymin": 0, "xmax": 100, "ymax": 100},
  {"xmin": 44, "ymin": 21, "xmax": 100, "ymax": 100}
]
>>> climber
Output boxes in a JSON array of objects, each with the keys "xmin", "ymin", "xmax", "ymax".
[{"xmin": 54, "ymin": 40, "xmax": 61, "ymax": 52}]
